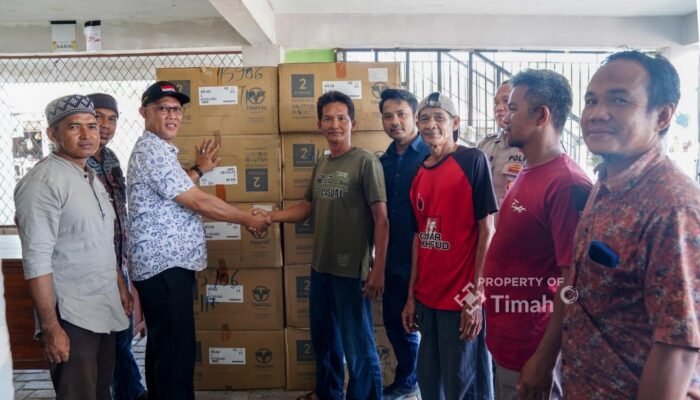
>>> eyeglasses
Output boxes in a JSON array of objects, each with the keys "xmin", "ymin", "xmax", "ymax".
[{"xmin": 150, "ymin": 105, "xmax": 185, "ymax": 116}]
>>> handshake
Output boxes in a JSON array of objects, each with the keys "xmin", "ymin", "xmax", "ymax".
[{"xmin": 245, "ymin": 208, "xmax": 274, "ymax": 238}]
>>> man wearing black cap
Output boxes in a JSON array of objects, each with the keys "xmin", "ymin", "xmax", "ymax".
[
  {"xmin": 402, "ymin": 92, "xmax": 497, "ymax": 400},
  {"xmin": 15, "ymin": 94, "xmax": 130, "ymax": 399},
  {"xmin": 86, "ymin": 93, "xmax": 148, "ymax": 400},
  {"xmin": 126, "ymin": 81, "xmax": 269, "ymax": 399}
]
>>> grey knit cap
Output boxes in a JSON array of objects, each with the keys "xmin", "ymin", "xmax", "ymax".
[{"xmin": 45, "ymin": 94, "xmax": 96, "ymax": 126}]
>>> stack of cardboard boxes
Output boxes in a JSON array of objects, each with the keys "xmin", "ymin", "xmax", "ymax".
[
  {"xmin": 279, "ymin": 63, "xmax": 398, "ymax": 391},
  {"xmin": 158, "ymin": 66, "xmax": 286, "ymax": 390},
  {"xmin": 155, "ymin": 62, "xmax": 401, "ymax": 391}
]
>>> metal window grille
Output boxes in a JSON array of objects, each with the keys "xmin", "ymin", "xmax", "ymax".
[
  {"xmin": 3, "ymin": 49, "xmax": 697, "ymax": 226},
  {"xmin": 0, "ymin": 52, "xmax": 242, "ymax": 225},
  {"xmin": 337, "ymin": 48, "xmax": 610, "ymax": 175}
]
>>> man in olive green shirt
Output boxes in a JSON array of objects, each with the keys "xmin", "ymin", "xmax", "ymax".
[
  {"xmin": 303, "ymin": 146, "xmax": 386, "ymax": 280},
  {"xmin": 259, "ymin": 91, "xmax": 388, "ymax": 399}
]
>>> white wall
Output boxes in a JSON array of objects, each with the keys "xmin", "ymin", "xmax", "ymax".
[
  {"xmin": 0, "ymin": 12, "xmax": 695, "ymax": 54},
  {"xmin": 276, "ymin": 14, "xmax": 692, "ymax": 50},
  {"xmin": 681, "ymin": 12, "xmax": 699, "ymax": 44}
]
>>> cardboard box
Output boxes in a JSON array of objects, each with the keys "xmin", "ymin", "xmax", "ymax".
[
  {"xmin": 281, "ymin": 131, "xmax": 391, "ymax": 199},
  {"xmin": 204, "ymin": 203, "xmax": 282, "ymax": 269},
  {"xmin": 283, "ymin": 265, "xmax": 383, "ymax": 328},
  {"xmin": 285, "ymin": 328, "xmax": 315, "ymax": 391},
  {"xmin": 371, "ymin": 298, "xmax": 383, "ymax": 327},
  {"xmin": 282, "ymin": 200, "xmax": 314, "ymax": 265},
  {"xmin": 279, "ymin": 63, "xmax": 401, "ymax": 132},
  {"xmin": 373, "ymin": 326, "xmax": 397, "ymax": 386},
  {"xmin": 156, "ymin": 67, "xmax": 278, "ymax": 136},
  {"xmin": 286, "ymin": 326, "xmax": 396, "ymax": 390},
  {"xmin": 194, "ymin": 330, "xmax": 285, "ymax": 390},
  {"xmin": 193, "ymin": 268, "xmax": 283, "ymax": 331},
  {"xmin": 173, "ymin": 135, "xmax": 281, "ymax": 203},
  {"xmin": 284, "ymin": 265, "xmax": 311, "ymax": 328}
]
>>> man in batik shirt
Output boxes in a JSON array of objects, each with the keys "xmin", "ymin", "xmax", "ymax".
[{"xmin": 561, "ymin": 51, "xmax": 700, "ymax": 398}]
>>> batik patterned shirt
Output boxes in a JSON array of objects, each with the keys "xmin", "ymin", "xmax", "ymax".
[
  {"xmin": 562, "ymin": 146, "xmax": 700, "ymax": 399},
  {"xmin": 127, "ymin": 131, "xmax": 206, "ymax": 281}
]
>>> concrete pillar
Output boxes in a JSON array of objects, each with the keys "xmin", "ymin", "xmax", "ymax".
[{"xmin": 241, "ymin": 44, "xmax": 283, "ymax": 67}]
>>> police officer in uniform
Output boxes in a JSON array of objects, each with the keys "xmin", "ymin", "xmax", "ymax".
[{"xmin": 477, "ymin": 80, "xmax": 526, "ymax": 207}]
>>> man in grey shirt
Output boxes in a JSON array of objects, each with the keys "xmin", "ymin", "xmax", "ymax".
[{"xmin": 14, "ymin": 94, "xmax": 130, "ymax": 400}]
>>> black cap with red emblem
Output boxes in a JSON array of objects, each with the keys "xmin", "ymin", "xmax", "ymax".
[{"xmin": 141, "ymin": 81, "xmax": 190, "ymax": 107}]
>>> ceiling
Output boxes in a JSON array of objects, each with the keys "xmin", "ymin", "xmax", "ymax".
[
  {"xmin": 269, "ymin": 0, "xmax": 696, "ymax": 17},
  {"xmin": 0, "ymin": 0, "xmax": 695, "ymax": 22}
]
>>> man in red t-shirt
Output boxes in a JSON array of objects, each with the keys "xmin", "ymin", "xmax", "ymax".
[
  {"xmin": 401, "ymin": 92, "xmax": 498, "ymax": 400},
  {"xmin": 483, "ymin": 70, "xmax": 592, "ymax": 400}
]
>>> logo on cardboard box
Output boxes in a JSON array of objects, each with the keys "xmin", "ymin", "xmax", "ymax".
[
  {"xmin": 255, "ymin": 348, "xmax": 273, "ymax": 364},
  {"xmin": 246, "ymin": 87, "xmax": 266, "ymax": 104},
  {"xmin": 295, "ymin": 340, "xmax": 315, "ymax": 362},
  {"xmin": 292, "ymin": 74, "xmax": 315, "ymax": 98},
  {"xmin": 293, "ymin": 144, "xmax": 316, "ymax": 167},
  {"xmin": 245, "ymin": 87, "xmax": 268, "ymax": 113},
  {"xmin": 371, "ymin": 82, "xmax": 390, "ymax": 99},
  {"xmin": 294, "ymin": 218, "xmax": 314, "ymax": 235},
  {"xmin": 295, "ymin": 276, "xmax": 310, "ymax": 299},
  {"xmin": 170, "ymin": 80, "xmax": 191, "ymax": 99},
  {"xmin": 376, "ymin": 345, "xmax": 390, "ymax": 361},
  {"xmin": 252, "ymin": 285, "xmax": 270, "ymax": 302},
  {"xmin": 245, "ymin": 169, "xmax": 268, "ymax": 192}
]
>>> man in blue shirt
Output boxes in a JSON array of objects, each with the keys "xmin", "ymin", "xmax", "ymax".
[{"xmin": 378, "ymin": 89, "xmax": 430, "ymax": 399}]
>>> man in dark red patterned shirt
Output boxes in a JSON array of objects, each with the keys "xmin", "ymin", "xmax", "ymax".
[
  {"xmin": 561, "ymin": 51, "xmax": 700, "ymax": 399},
  {"xmin": 86, "ymin": 93, "xmax": 147, "ymax": 400}
]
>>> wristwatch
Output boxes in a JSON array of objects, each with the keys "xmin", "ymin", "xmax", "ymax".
[{"xmin": 190, "ymin": 165, "xmax": 204, "ymax": 178}]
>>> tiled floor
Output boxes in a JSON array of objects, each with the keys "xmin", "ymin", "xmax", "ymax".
[{"xmin": 13, "ymin": 335, "xmax": 307, "ymax": 400}]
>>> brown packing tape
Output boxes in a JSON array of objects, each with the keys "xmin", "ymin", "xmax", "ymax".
[
  {"xmin": 214, "ymin": 264, "xmax": 232, "ymax": 282},
  {"xmin": 219, "ymin": 330, "xmax": 231, "ymax": 341},
  {"xmin": 213, "ymin": 182, "xmax": 226, "ymax": 200},
  {"xmin": 212, "ymin": 133, "xmax": 227, "ymax": 200},
  {"xmin": 213, "ymin": 133, "xmax": 222, "ymax": 146},
  {"xmin": 335, "ymin": 63, "xmax": 347, "ymax": 79},
  {"xmin": 219, "ymin": 323, "xmax": 232, "ymax": 331}
]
